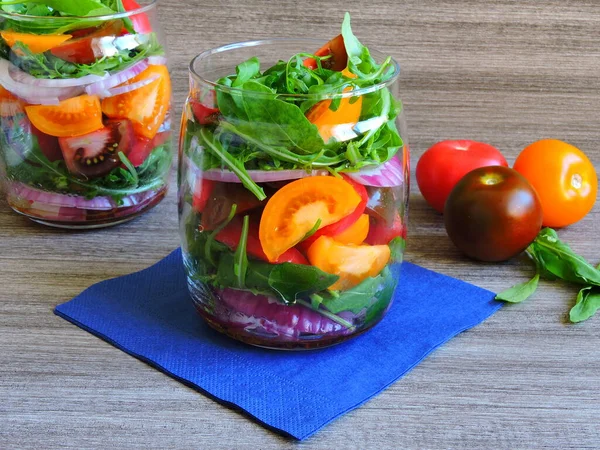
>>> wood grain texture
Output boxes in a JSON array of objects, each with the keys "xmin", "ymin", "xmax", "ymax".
[{"xmin": 1, "ymin": 1, "xmax": 599, "ymax": 448}]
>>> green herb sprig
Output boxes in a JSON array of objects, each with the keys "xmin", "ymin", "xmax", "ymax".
[{"xmin": 496, "ymin": 228, "xmax": 600, "ymax": 323}]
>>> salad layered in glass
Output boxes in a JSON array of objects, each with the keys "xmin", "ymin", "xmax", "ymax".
[
  {"xmin": 180, "ymin": 14, "xmax": 408, "ymax": 349},
  {"xmin": 0, "ymin": 0, "xmax": 172, "ymax": 227}
]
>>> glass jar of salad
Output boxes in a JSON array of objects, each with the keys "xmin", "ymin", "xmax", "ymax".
[
  {"xmin": 179, "ymin": 14, "xmax": 408, "ymax": 349},
  {"xmin": 0, "ymin": 0, "xmax": 172, "ymax": 228}
]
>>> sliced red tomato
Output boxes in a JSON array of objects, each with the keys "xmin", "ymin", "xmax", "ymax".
[
  {"xmin": 1, "ymin": 31, "xmax": 72, "ymax": 54},
  {"xmin": 122, "ymin": 0, "xmax": 152, "ymax": 34},
  {"xmin": 192, "ymin": 179, "xmax": 215, "ymax": 213},
  {"xmin": 31, "ymin": 124, "xmax": 63, "ymax": 162},
  {"xmin": 365, "ymin": 214, "xmax": 406, "ymax": 245},
  {"xmin": 216, "ymin": 217, "xmax": 308, "ymax": 265},
  {"xmin": 303, "ymin": 34, "xmax": 347, "ymax": 71},
  {"xmin": 190, "ymin": 99, "xmax": 219, "ymax": 125},
  {"xmin": 24, "ymin": 95, "xmax": 103, "ymax": 138},
  {"xmin": 102, "ymin": 64, "xmax": 171, "ymax": 140},
  {"xmin": 299, "ymin": 175, "xmax": 368, "ymax": 251},
  {"xmin": 50, "ymin": 20, "xmax": 123, "ymax": 64},
  {"xmin": 127, "ymin": 131, "xmax": 170, "ymax": 166},
  {"xmin": 200, "ymin": 182, "xmax": 266, "ymax": 230}
]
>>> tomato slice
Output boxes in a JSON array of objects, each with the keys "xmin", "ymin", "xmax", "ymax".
[
  {"xmin": 200, "ymin": 182, "xmax": 266, "ymax": 230},
  {"xmin": 216, "ymin": 217, "xmax": 308, "ymax": 265},
  {"xmin": 190, "ymin": 99, "xmax": 220, "ymax": 125},
  {"xmin": 50, "ymin": 20, "xmax": 123, "ymax": 64},
  {"xmin": 127, "ymin": 131, "xmax": 170, "ymax": 167},
  {"xmin": 31, "ymin": 124, "xmax": 63, "ymax": 162},
  {"xmin": 307, "ymin": 236, "xmax": 391, "ymax": 291},
  {"xmin": 306, "ymin": 69, "xmax": 362, "ymax": 143},
  {"xmin": 1, "ymin": 31, "xmax": 72, "ymax": 54},
  {"xmin": 365, "ymin": 214, "xmax": 406, "ymax": 245},
  {"xmin": 333, "ymin": 214, "xmax": 370, "ymax": 245},
  {"xmin": 299, "ymin": 175, "xmax": 368, "ymax": 251},
  {"xmin": 259, "ymin": 176, "xmax": 361, "ymax": 262},
  {"xmin": 24, "ymin": 95, "xmax": 103, "ymax": 138},
  {"xmin": 303, "ymin": 34, "xmax": 347, "ymax": 71},
  {"xmin": 102, "ymin": 65, "xmax": 171, "ymax": 140},
  {"xmin": 122, "ymin": 0, "xmax": 152, "ymax": 33},
  {"xmin": 0, "ymin": 86, "xmax": 25, "ymax": 117},
  {"xmin": 192, "ymin": 179, "xmax": 215, "ymax": 213}
]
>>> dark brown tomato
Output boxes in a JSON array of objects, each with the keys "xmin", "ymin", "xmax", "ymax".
[{"xmin": 444, "ymin": 166, "xmax": 543, "ymax": 262}]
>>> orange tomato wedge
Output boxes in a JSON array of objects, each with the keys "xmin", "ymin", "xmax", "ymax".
[
  {"xmin": 24, "ymin": 95, "xmax": 103, "ymax": 138},
  {"xmin": 1, "ymin": 31, "xmax": 72, "ymax": 54},
  {"xmin": 102, "ymin": 65, "xmax": 171, "ymax": 139},
  {"xmin": 333, "ymin": 213, "xmax": 370, "ymax": 245},
  {"xmin": 259, "ymin": 176, "xmax": 361, "ymax": 262},
  {"xmin": 0, "ymin": 85, "xmax": 25, "ymax": 117},
  {"xmin": 306, "ymin": 69, "xmax": 362, "ymax": 143},
  {"xmin": 303, "ymin": 34, "xmax": 347, "ymax": 71},
  {"xmin": 307, "ymin": 236, "xmax": 391, "ymax": 291}
]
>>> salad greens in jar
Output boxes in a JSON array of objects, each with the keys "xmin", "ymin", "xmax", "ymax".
[
  {"xmin": 0, "ymin": 0, "xmax": 172, "ymax": 227},
  {"xmin": 180, "ymin": 13, "xmax": 409, "ymax": 349}
]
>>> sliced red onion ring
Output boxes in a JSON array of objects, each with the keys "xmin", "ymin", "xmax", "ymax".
[
  {"xmin": 84, "ymin": 59, "xmax": 149, "ymax": 97},
  {"xmin": 8, "ymin": 62, "xmax": 108, "ymax": 87},
  {"xmin": 343, "ymin": 155, "xmax": 404, "ymax": 187},
  {"xmin": 9, "ymin": 182, "xmax": 160, "ymax": 211},
  {"xmin": 0, "ymin": 59, "xmax": 84, "ymax": 104},
  {"xmin": 203, "ymin": 168, "xmax": 329, "ymax": 183},
  {"xmin": 147, "ymin": 55, "xmax": 167, "ymax": 66},
  {"xmin": 101, "ymin": 74, "xmax": 159, "ymax": 98}
]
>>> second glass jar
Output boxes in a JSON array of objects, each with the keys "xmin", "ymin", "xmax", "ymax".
[{"xmin": 179, "ymin": 39, "xmax": 409, "ymax": 349}]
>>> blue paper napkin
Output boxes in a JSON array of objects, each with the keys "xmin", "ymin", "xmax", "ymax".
[{"xmin": 54, "ymin": 249, "xmax": 501, "ymax": 440}]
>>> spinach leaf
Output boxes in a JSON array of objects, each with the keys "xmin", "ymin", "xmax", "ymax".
[
  {"xmin": 0, "ymin": 0, "xmax": 116, "ymax": 16},
  {"xmin": 231, "ymin": 57, "xmax": 261, "ymax": 87},
  {"xmin": 365, "ymin": 268, "xmax": 397, "ymax": 323},
  {"xmin": 570, "ymin": 287, "xmax": 600, "ymax": 323},
  {"xmin": 268, "ymin": 263, "xmax": 339, "ymax": 303},
  {"xmin": 388, "ymin": 237, "xmax": 405, "ymax": 263},
  {"xmin": 215, "ymin": 255, "xmax": 338, "ymax": 304},
  {"xmin": 495, "ymin": 274, "xmax": 540, "ymax": 303},
  {"xmin": 322, "ymin": 267, "xmax": 396, "ymax": 314}
]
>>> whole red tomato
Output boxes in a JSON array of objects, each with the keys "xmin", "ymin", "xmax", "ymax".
[
  {"xmin": 416, "ymin": 140, "xmax": 508, "ymax": 213},
  {"xmin": 444, "ymin": 166, "xmax": 543, "ymax": 262}
]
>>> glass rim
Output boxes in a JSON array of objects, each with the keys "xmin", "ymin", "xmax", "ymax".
[
  {"xmin": 0, "ymin": 0, "xmax": 157, "ymax": 21},
  {"xmin": 189, "ymin": 38, "xmax": 401, "ymax": 100}
]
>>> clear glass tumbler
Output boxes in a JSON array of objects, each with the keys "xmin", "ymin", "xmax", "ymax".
[
  {"xmin": 179, "ymin": 39, "xmax": 409, "ymax": 349},
  {"xmin": 0, "ymin": 0, "xmax": 172, "ymax": 228}
]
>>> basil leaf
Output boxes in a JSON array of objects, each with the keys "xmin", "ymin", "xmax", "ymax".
[
  {"xmin": 533, "ymin": 228, "xmax": 600, "ymax": 286},
  {"xmin": 569, "ymin": 286, "xmax": 600, "ymax": 323},
  {"xmin": 495, "ymin": 274, "xmax": 540, "ymax": 303}
]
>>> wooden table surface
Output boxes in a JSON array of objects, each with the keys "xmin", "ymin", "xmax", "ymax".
[{"xmin": 1, "ymin": 1, "xmax": 599, "ymax": 448}]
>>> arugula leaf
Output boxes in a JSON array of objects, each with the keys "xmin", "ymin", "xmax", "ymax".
[
  {"xmin": 9, "ymin": 32, "xmax": 163, "ymax": 79},
  {"xmin": 495, "ymin": 274, "xmax": 540, "ymax": 303},
  {"xmin": 570, "ymin": 286, "xmax": 600, "ymax": 323},
  {"xmin": 233, "ymin": 215, "xmax": 250, "ymax": 288}
]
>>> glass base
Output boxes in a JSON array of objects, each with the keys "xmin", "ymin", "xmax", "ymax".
[{"xmin": 9, "ymin": 187, "xmax": 167, "ymax": 230}]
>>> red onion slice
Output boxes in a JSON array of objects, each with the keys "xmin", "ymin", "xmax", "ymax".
[
  {"xmin": 102, "ymin": 74, "xmax": 159, "ymax": 98},
  {"xmin": 8, "ymin": 62, "xmax": 108, "ymax": 87},
  {"xmin": 147, "ymin": 55, "xmax": 167, "ymax": 66},
  {"xmin": 343, "ymin": 155, "xmax": 404, "ymax": 187},
  {"xmin": 0, "ymin": 59, "xmax": 85, "ymax": 104},
  {"xmin": 9, "ymin": 182, "xmax": 160, "ymax": 211},
  {"xmin": 84, "ymin": 59, "xmax": 149, "ymax": 97},
  {"xmin": 203, "ymin": 168, "xmax": 329, "ymax": 183}
]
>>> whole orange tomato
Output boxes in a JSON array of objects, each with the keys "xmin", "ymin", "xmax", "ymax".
[{"xmin": 513, "ymin": 139, "xmax": 597, "ymax": 228}]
